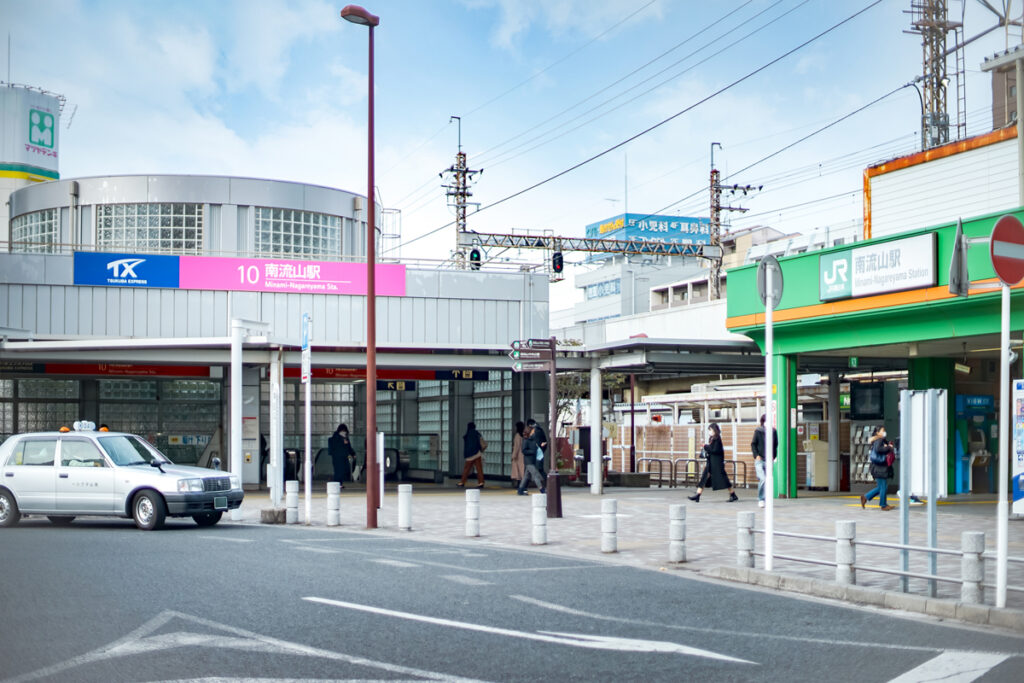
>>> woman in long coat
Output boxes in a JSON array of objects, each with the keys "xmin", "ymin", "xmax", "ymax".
[
  {"xmin": 327, "ymin": 423, "xmax": 354, "ymax": 487},
  {"xmin": 510, "ymin": 421, "xmax": 525, "ymax": 488},
  {"xmin": 458, "ymin": 421, "xmax": 486, "ymax": 488},
  {"xmin": 688, "ymin": 423, "xmax": 739, "ymax": 503}
]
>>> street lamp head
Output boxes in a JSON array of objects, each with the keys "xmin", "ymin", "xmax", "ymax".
[{"xmin": 341, "ymin": 4, "xmax": 379, "ymax": 26}]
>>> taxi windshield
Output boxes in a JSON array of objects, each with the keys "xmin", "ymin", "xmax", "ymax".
[{"xmin": 99, "ymin": 435, "xmax": 170, "ymax": 466}]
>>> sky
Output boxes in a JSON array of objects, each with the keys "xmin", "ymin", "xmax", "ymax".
[{"xmin": 3, "ymin": 0, "xmax": 1021, "ymax": 311}]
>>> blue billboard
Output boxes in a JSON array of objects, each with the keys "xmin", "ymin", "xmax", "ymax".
[
  {"xmin": 73, "ymin": 252, "xmax": 180, "ymax": 288},
  {"xmin": 584, "ymin": 213, "xmax": 710, "ymax": 261}
]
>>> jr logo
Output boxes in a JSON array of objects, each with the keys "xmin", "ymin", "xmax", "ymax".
[
  {"xmin": 107, "ymin": 258, "xmax": 146, "ymax": 278},
  {"xmin": 823, "ymin": 259, "xmax": 848, "ymax": 286},
  {"xmin": 29, "ymin": 109, "xmax": 55, "ymax": 149}
]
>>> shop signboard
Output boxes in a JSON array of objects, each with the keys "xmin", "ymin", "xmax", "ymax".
[
  {"xmin": 819, "ymin": 233, "xmax": 936, "ymax": 301},
  {"xmin": 1013, "ymin": 380, "xmax": 1024, "ymax": 514}
]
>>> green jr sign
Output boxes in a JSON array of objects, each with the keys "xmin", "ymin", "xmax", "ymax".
[{"xmin": 819, "ymin": 251, "xmax": 851, "ymax": 300}]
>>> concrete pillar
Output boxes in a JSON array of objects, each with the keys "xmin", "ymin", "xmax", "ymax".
[
  {"xmin": 961, "ymin": 531, "xmax": 985, "ymax": 604},
  {"xmin": 285, "ymin": 480, "xmax": 299, "ymax": 524},
  {"xmin": 398, "ymin": 484, "xmax": 413, "ymax": 531},
  {"xmin": 465, "ymin": 488, "xmax": 480, "ymax": 537},
  {"xmin": 326, "ymin": 481, "xmax": 340, "ymax": 527},
  {"xmin": 737, "ymin": 510, "xmax": 755, "ymax": 568},
  {"xmin": 835, "ymin": 520, "xmax": 856, "ymax": 585},
  {"xmin": 531, "ymin": 493, "xmax": 547, "ymax": 545},
  {"xmin": 601, "ymin": 498, "xmax": 617, "ymax": 553},
  {"xmin": 669, "ymin": 504, "xmax": 686, "ymax": 563}
]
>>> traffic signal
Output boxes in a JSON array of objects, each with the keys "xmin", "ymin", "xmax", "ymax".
[
  {"xmin": 469, "ymin": 247, "xmax": 481, "ymax": 270},
  {"xmin": 552, "ymin": 251, "xmax": 563, "ymax": 273}
]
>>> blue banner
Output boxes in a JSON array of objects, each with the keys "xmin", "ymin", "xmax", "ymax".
[{"xmin": 74, "ymin": 252, "xmax": 180, "ymax": 289}]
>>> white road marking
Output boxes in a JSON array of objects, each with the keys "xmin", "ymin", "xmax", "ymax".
[
  {"xmin": 197, "ymin": 536, "xmax": 253, "ymax": 543},
  {"xmin": 509, "ymin": 595, "xmax": 1024, "ymax": 656},
  {"xmin": 2, "ymin": 610, "xmax": 484, "ymax": 683},
  {"xmin": 303, "ymin": 597, "xmax": 753, "ymax": 664},
  {"xmin": 440, "ymin": 575, "xmax": 492, "ymax": 587},
  {"xmin": 294, "ymin": 547, "xmax": 340, "ymax": 554},
  {"xmin": 886, "ymin": 651, "xmax": 1011, "ymax": 683},
  {"xmin": 372, "ymin": 559, "xmax": 420, "ymax": 568}
]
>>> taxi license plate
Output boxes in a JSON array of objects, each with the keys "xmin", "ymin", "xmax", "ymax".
[{"xmin": 214, "ymin": 496, "xmax": 228, "ymax": 510}]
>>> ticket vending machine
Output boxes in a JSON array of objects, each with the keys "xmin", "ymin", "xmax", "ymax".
[{"xmin": 954, "ymin": 395, "xmax": 996, "ymax": 494}]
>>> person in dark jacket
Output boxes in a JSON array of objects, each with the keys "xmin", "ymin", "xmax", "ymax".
[
  {"xmin": 327, "ymin": 424, "xmax": 354, "ymax": 487},
  {"xmin": 751, "ymin": 414, "xmax": 778, "ymax": 508},
  {"xmin": 458, "ymin": 421, "xmax": 486, "ymax": 488},
  {"xmin": 688, "ymin": 423, "xmax": 738, "ymax": 503},
  {"xmin": 526, "ymin": 419, "xmax": 547, "ymax": 454},
  {"xmin": 517, "ymin": 424, "xmax": 547, "ymax": 495},
  {"xmin": 861, "ymin": 426, "xmax": 894, "ymax": 510}
]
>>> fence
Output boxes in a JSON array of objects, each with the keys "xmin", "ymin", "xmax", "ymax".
[{"xmin": 635, "ymin": 454, "xmax": 751, "ymax": 489}]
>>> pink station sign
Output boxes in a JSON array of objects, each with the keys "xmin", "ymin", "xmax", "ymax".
[{"xmin": 178, "ymin": 256, "xmax": 406, "ymax": 296}]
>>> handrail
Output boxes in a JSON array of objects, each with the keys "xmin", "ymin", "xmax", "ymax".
[{"xmin": 636, "ymin": 457, "xmax": 673, "ymax": 488}]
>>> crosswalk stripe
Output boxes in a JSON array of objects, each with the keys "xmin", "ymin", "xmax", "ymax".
[{"xmin": 886, "ymin": 651, "xmax": 1009, "ymax": 683}]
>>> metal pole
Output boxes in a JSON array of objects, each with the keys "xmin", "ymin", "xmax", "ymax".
[
  {"xmin": 365, "ymin": 21, "xmax": 378, "ymax": 529},
  {"xmin": 270, "ymin": 350, "xmax": 282, "ymax": 507},
  {"xmin": 630, "ymin": 373, "xmax": 637, "ymax": 472},
  {"xmin": 764, "ymin": 265, "xmax": 775, "ymax": 571},
  {"xmin": 926, "ymin": 389, "xmax": 937, "ymax": 597},
  {"xmin": 304, "ymin": 366, "xmax": 312, "ymax": 525},
  {"xmin": 230, "ymin": 319, "xmax": 243, "ymax": 521},
  {"xmin": 997, "ymin": 283, "xmax": 1010, "ymax": 607},
  {"xmin": 1017, "ymin": 59, "xmax": 1024, "ymax": 203},
  {"xmin": 899, "ymin": 390, "xmax": 910, "ymax": 593},
  {"xmin": 590, "ymin": 361, "xmax": 602, "ymax": 495}
]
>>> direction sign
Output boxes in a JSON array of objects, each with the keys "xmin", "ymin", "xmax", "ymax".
[
  {"xmin": 527, "ymin": 338, "xmax": 553, "ymax": 350},
  {"xmin": 301, "ymin": 313, "xmax": 311, "ymax": 352},
  {"xmin": 757, "ymin": 255, "xmax": 783, "ymax": 309},
  {"xmin": 509, "ymin": 348, "xmax": 552, "ymax": 362},
  {"xmin": 512, "ymin": 360, "xmax": 549, "ymax": 372},
  {"xmin": 990, "ymin": 214, "xmax": 1024, "ymax": 286}
]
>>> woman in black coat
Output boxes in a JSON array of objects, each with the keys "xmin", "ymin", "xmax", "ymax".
[
  {"xmin": 458, "ymin": 421, "xmax": 486, "ymax": 488},
  {"xmin": 327, "ymin": 423, "xmax": 354, "ymax": 487},
  {"xmin": 688, "ymin": 423, "xmax": 739, "ymax": 503}
]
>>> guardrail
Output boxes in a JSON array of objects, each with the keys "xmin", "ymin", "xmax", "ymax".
[
  {"xmin": 617, "ymin": 447, "xmax": 753, "ymax": 489},
  {"xmin": 636, "ymin": 457, "xmax": 674, "ymax": 488},
  {"xmin": 736, "ymin": 513, "xmax": 1024, "ymax": 605}
]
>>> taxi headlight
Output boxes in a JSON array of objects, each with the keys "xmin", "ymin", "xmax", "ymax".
[
  {"xmin": 229, "ymin": 475, "xmax": 241, "ymax": 490},
  {"xmin": 177, "ymin": 478, "xmax": 204, "ymax": 493}
]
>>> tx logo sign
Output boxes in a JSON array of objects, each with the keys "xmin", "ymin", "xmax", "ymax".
[{"xmin": 107, "ymin": 258, "xmax": 146, "ymax": 278}]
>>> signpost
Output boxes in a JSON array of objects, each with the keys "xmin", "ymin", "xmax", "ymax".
[
  {"xmin": 990, "ymin": 214, "xmax": 1024, "ymax": 609},
  {"xmin": 301, "ymin": 313, "xmax": 312, "ymax": 526},
  {"xmin": 757, "ymin": 255, "xmax": 782, "ymax": 572},
  {"xmin": 510, "ymin": 337, "xmax": 562, "ymax": 517}
]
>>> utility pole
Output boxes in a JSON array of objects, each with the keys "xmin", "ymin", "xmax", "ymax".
[
  {"xmin": 907, "ymin": 0, "xmax": 962, "ymax": 147},
  {"xmin": 709, "ymin": 142, "xmax": 760, "ymax": 300},
  {"xmin": 441, "ymin": 115, "xmax": 482, "ymax": 268}
]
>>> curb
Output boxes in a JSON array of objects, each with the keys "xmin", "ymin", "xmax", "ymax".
[{"xmin": 704, "ymin": 566, "xmax": 1024, "ymax": 632}]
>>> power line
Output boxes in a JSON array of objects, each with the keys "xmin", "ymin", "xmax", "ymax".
[{"xmin": 395, "ymin": 0, "xmax": 884, "ymax": 253}]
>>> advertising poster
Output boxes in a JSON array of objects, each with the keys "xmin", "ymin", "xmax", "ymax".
[{"xmin": 1013, "ymin": 381, "xmax": 1024, "ymax": 515}]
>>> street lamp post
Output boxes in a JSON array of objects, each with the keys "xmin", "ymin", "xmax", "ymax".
[{"xmin": 341, "ymin": 3, "xmax": 381, "ymax": 529}]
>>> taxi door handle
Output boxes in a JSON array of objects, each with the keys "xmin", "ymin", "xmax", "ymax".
[
  {"xmin": 4, "ymin": 472, "xmax": 12, "ymax": 477},
  {"xmin": 59, "ymin": 473, "xmax": 69, "ymax": 478}
]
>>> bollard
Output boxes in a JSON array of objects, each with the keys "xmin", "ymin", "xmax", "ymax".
[
  {"xmin": 601, "ymin": 498, "xmax": 618, "ymax": 553},
  {"xmin": 465, "ymin": 488, "xmax": 480, "ymax": 537},
  {"xmin": 285, "ymin": 480, "xmax": 299, "ymax": 525},
  {"xmin": 669, "ymin": 504, "xmax": 687, "ymax": 563},
  {"xmin": 737, "ymin": 511, "xmax": 755, "ymax": 568},
  {"xmin": 835, "ymin": 520, "xmax": 856, "ymax": 585},
  {"xmin": 326, "ymin": 482, "xmax": 341, "ymax": 527},
  {"xmin": 398, "ymin": 484, "xmax": 413, "ymax": 531},
  {"xmin": 961, "ymin": 530, "xmax": 985, "ymax": 604},
  {"xmin": 532, "ymin": 493, "xmax": 548, "ymax": 545}
]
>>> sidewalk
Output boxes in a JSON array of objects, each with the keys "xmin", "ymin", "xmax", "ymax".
[{"xmin": 236, "ymin": 481, "xmax": 1024, "ymax": 625}]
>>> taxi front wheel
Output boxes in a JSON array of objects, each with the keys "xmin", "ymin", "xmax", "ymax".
[
  {"xmin": 133, "ymin": 491, "xmax": 166, "ymax": 530},
  {"xmin": 0, "ymin": 489, "xmax": 20, "ymax": 528}
]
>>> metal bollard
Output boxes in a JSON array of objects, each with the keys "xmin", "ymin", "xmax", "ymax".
[
  {"xmin": 961, "ymin": 530, "xmax": 985, "ymax": 604},
  {"xmin": 532, "ymin": 493, "xmax": 547, "ymax": 545},
  {"xmin": 835, "ymin": 520, "xmax": 856, "ymax": 585},
  {"xmin": 669, "ymin": 504, "xmax": 686, "ymax": 563},
  {"xmin": 465, "ymin": 488, "xmax": 480, "ymax": 537},
  {"xmin": 737, "ymin": 511, "xmax": 755, "ymax": 568},
  {"xmin": 398, "ymin": 484, "xmax": 413, "ymax": 531},
  {"xmin": 285, "ymin": 480, "xmax": 299, "ymax": 525},
  {"xmin": 326, "ymin": 482, "xmax": 340, "ymax": 527},
  {"xmin": 601, "ymin": 498, "xmax": 618, "ymax": 553}
]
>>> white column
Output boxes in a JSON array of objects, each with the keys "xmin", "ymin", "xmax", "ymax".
[
  {"xmin": 270, "ymin": 350, "xmax": 283, "ymax": 507},
  {"xmin": 230, "ymin": 319, "xmax": 244, "ymax": 521},
  {"xmin": 997, "ymin": 283, "xmax": 1010, "ymax": 607},
  {"xmin": 590, "ymin": 361, "xmax": 603, "ymax": 495}
]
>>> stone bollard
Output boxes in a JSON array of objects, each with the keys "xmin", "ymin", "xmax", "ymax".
[
  {"xmin": 961, "ymin": 530, "xmax": 985, "ymax": 604},
  {"xmin": 737, "ymin": 511, "xmax": 755, "ymax": 568},
  {"xmin": 465, "ymin": 488, "xmax": 480, "ymax": 537},
  {"xmin": 326, "ymin": 482, "xmax": 341, "ymax": 527},
  {"xmin": 285, "ymin": 480, "xmax": 299, "ymax": 525},
  {"xmin": 601, "ymin": 498, "xmax": 618, "ymax": 553},
  {"xmin": 835, "ymin": 520, "xmax": 856, "ymax": 585},
  {"xmin": 669, "ymin": 504, "xmax": 687, "ymax": 563},
  {"xmin": 398, "ymin": 484, "xmax": 413, "ymax": 531},
  {"xmin": 532, "ymin": 493, "xmax": 548, "ymax": 545}
]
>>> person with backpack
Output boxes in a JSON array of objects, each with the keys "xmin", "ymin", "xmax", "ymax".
[
  {"xmin": 458, "ymin": 421, "xmax": 486, "ymax": 488},
  {"xmin": 751, "ymin": 414, "xmax": 778, "ymax": 509},
  {"xmin": 861, "ymin": 425, "xmax": 895, "ymax": 510}
]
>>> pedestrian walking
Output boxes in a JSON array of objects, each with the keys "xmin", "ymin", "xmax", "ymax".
[
  {"xmin": 861, "ymin": 426, "xmax": 895, "ymax": 510},
  {"xmin": 327, "ymin": 424, "xmax": 354, "ymax": 487},
  {"xmin": 526, "ymin": 418, "xmax": 548, "ymax": 456},
  {"xmin": 517, "ymin": 423, "xmax": 546, "ymax": 495},
  {"xmin": 458, "ymin": 421, "xmax": 486, "ymax": 488},
  {"xmin": 510, "ymin": 421, "xmax": 525, "ymax": 489},
  {"xmin": 751, "ymin": 414, "xmax": 778, "ymax": 508},
  {"xmin": 688, "ymin": 423, "xmax": 739, "ymax": 503}
]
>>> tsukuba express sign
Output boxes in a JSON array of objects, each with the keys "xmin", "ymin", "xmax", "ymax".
[{"xmin": 818, "ymin": 233, "xmax": 936, "ymax": 302}]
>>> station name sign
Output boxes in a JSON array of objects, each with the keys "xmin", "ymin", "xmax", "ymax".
[
  {"xmin": 73, "ymin": 252, "xmax": 406, "ymax": 297},
  {"xmin": 819, "ymin": 233, "xmax": 936, "ymax": 302}
]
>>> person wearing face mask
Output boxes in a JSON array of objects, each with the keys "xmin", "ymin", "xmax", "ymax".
[
  {"xmin": 688, "ymin": 423, "xmax": 738, "ymax": 503},
  {"xmin": 328, "ymin": 423, "xmax": 355, "ymax": 488}
]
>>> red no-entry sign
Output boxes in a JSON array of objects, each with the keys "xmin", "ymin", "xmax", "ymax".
[{"xmin": 990, "ymin": 214, "xmax": 1024, "ymax": 286}]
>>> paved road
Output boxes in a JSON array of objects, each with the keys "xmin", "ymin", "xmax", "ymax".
[{"xmin": 1, "ymin": 517, "xmax": 1022, "ymax": 682}]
